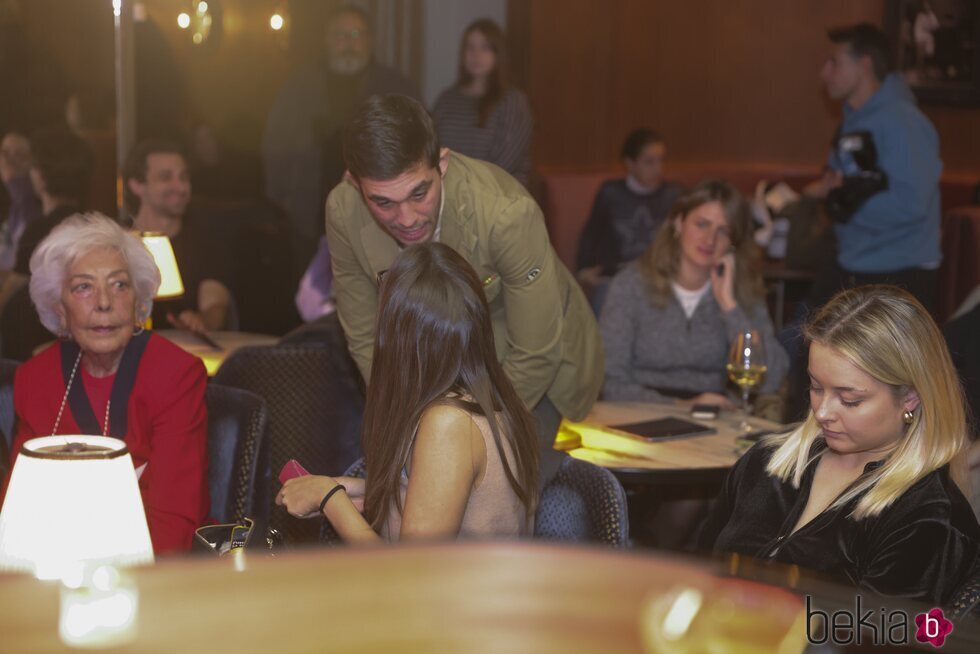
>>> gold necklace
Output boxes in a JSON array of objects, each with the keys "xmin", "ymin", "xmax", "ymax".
[{"xmin": 52, "ymin": 350, "xmax": 111, "ymax": 437}]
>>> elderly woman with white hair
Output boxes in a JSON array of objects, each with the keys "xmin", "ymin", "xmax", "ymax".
[{"xmin": 1, "ymin": 213, "xmax": 209, "ymax": 554}]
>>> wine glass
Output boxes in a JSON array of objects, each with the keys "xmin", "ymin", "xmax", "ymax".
[{"xmin": 727, "ymin": 330, "xmax": 767, "ymax": 433}]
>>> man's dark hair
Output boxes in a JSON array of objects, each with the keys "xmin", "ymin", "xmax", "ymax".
[
  {"xmin": 620, "ymin": 128, "xmax": 663, "ymax": 161},
  {"xmin": 326, "ymin": 4, "xmax": 372, "ymax": 35},
  {"xmin": 29, "ymin": 125, "xmax": 94, "ymax": 202},
  {"xmin": 122, "ymin": 139, "xmax": 185, "ymax": 214},
  {"xmin": 828, "ymin": 23, "xmax": 892, "ymax": 81},
  {"xmin": 343, "ymin": 95, "xmax": 440, "ymax": 180}
]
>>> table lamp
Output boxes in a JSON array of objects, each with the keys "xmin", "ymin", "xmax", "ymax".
[
  {"xmin": 140, "ymin": 230, "xmax": 223, "ymax": 373},
  {"xmin": 0, "ymin": 435, "xmax": 154, "ymax": 580},
  {"xmin": 140, "ymin": 232, "xmax": 184, "ymax": 300}
]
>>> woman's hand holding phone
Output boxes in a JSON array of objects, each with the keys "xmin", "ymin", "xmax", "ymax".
[{"xmin": 710, "ymin": 250, "xmax": 737, "ymax": 312}]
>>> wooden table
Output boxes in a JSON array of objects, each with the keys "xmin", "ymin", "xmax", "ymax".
[
  {"xmin": 0, "ymin": 542, "xmax": 810, "ymax": 653},
  {"xmin": 157, "ymin": 330, "xmax": 278, "ymax": 376},
  {"xmin": 557, "ymin": 401, "xmax": 787, "ymax": 485}
]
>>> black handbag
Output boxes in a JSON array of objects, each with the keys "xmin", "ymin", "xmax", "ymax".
[
  {"xmin": 193, "ymin": 518, "xmax": 286, "ymax": 557},
  {"xmin": 193, "ymin": 518, "xmax": 256, "ymax": 556}
]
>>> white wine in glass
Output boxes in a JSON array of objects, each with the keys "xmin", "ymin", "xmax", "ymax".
[{"xmin": 727, "ymin": 330, "xmax": 767, "ymax": 432}]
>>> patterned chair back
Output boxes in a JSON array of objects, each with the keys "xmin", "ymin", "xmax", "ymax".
[
  {"xmin": 214, "ymin": 343, "xmax": 364, "ymax": 545},
  {"xmin": 946, "ymin": 557, "xmax": 980, "ymax": 622},
  {"xmin": 205, "ymin": 383, "xmax": 268, "ymax": 526},
  {"xmin": 534, "ymin": 457, "xmax": 630, "ymax": 546}
]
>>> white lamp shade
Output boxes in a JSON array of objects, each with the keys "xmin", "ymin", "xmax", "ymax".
[
  {"xmin": 0, "ymin": 436, "xmax": 154, "ymax": 579},
  {"xmin": 141, "ymin": 233, "xmax": 184, "ymax": 300}
]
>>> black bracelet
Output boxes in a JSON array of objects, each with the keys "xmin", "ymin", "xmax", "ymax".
[{"xmin": 318, "ymin": 484, "xmax": 346, "ymax": 514}]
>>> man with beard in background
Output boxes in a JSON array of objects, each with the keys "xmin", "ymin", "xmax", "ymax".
[{"xmin": 262, "ymin": 5, "xmax": 417, "ymax": 281}]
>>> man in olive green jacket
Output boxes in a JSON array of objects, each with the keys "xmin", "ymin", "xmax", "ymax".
[{"xmin": 325, "ymin": 95, "xmax": 603, "ymax": 482}]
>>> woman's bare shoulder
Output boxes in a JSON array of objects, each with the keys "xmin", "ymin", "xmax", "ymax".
[{"xmin": 418, "ymin": 403, "xmax": 480, "ymax": 437}]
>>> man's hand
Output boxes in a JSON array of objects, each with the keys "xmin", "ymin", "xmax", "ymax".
[
  {"xmin": 576, "ymin": 265, "xmax": 603, "ymax": 289},
  {"xmin": 803, "ymin": 170, "xmax": 843, "ymax": 199},
  {"xmin": 168, "ymin": 310, "xmax": 207, "ymax": 334}
]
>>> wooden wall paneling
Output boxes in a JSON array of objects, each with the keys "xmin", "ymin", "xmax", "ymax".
[
  {"xmin": 506, "ymin": 0, "xmax": 531, "ymax": 91},
  {"xmin": 526, "ymin": 0, "xmax": 618, "ymax": 168},
  {"xmin": 517, "ymin": 0, "xmax": 979, "ymax": 177},
  {"xmin": 930, "ymin": 106, "xmax": 980, "ymax": 173}
]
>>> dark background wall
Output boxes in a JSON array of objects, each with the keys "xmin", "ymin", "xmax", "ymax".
[
  {"xmin": 6, "ymin": 0, "xmax": 979, "ymax": 176},
  {"xmin": 509, "ymin": 0, "xmax": 980, "ymax": 177},
  {"xmin": 3, "ymin": 0, "xmax": 352, "ymax": 144}
]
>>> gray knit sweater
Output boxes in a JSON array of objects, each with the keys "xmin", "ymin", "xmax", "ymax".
[
  {"xmin": 432, "ymin": 87, "xmax": 532, "ymax": 185},
  {"xmin": 599, "ymin": 263, "xmax": 789, "ymax": 403}
]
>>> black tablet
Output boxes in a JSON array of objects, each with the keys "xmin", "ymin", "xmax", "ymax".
[{"xmin": 609, "ymin": 417, "xmax": 716, "ymax": 442}]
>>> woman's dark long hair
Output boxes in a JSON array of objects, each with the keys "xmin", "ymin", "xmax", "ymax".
[
  {"xmin": 456, "ymin": 18, "xmax": 509, "ymax": 128},
  {"xmin": 362, "ymin": 242, "xmax": 539, "ymax": 532}
]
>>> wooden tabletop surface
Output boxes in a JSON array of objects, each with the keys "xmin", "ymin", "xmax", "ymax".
[
  {"xmin": 557, "ymin": 402, "xmax": 788, "ymax": 474},
  {"xmin": 0, "ymin": 542, "xmax": 809, "ymax": 653}
]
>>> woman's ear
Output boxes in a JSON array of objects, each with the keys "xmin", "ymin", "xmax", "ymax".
[
  {"xmin": 55, "ymin": 304, "xmax": 68, "ymax": 336},
  {"xmin": 902, "ymin": 389, "xmax": 921, "ymax": 414}
]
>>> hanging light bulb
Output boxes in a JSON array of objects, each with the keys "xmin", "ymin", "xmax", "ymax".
[
  {"xmin": 185, "ymin": 0, "xmax": 213, "ymax": 46},
  {"xmin": 270, "ymin": 3, "xmax": 289, "ymax": 50}
]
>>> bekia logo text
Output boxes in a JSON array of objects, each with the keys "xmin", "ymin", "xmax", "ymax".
[{"xmin": 806, "ymin": 596, "xmax": 953, "ymax": 648}]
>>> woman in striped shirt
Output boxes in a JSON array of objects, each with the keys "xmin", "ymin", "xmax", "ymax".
[{"xmin": 432, "ymin": 19, "xmax": 532, "ymax": 186}]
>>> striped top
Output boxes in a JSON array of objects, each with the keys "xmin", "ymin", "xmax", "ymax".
[{"xmin": 432, "ymin": 86, "xmax": 532, "ymax": 185}]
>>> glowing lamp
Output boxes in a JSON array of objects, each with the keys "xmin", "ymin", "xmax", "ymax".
[
  {"xmin": 0, "ymin": 436, "xmax": 154, "ymax": 580},
  {"xmin": 141, "ymin": 232, "xmax": 184, "ymax": 300}
]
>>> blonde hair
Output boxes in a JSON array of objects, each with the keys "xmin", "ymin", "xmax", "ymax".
[
  {"xmin": 766, "ymin": 285, "xmax": 970, "ymax": 519},
  {"xmin": 638, "ymin": 179, "xmax": 764, "ymax": 307}
]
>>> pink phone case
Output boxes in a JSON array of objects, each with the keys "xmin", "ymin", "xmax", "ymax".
[{"xmin": 278, "ymin": 459, "xmax": 311, "ymax": 484}]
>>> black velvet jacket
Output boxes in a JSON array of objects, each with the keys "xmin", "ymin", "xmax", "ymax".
[{"xmin": 696, "ymin": 441, "xmax": 980, "ymax": 606}]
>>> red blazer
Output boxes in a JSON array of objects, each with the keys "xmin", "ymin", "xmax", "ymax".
[{"xmin": 5, "ymin": 333, "xmax": 209, "ymax": 554}]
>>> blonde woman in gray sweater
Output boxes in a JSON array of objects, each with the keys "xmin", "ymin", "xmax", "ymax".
[{"xmin": 600, "ymin": 180, "xmax": 788, "ymax": 407}]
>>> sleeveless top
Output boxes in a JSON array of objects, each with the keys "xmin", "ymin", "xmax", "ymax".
[{"xmin": 380, "ymin": 409, "xmax": 530, "ymax": 542}]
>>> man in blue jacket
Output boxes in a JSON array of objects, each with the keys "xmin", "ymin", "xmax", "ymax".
[{"xmin": 806, "ymin": 23, "xmax": 941, "ymax": 312}]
